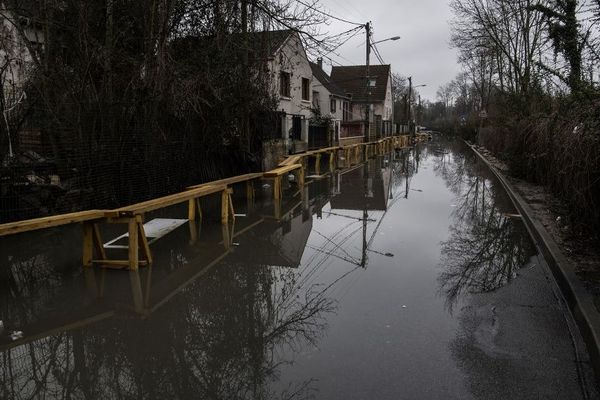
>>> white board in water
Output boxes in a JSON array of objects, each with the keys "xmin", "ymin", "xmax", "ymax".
[{"xmin": 104, "ymin": 218, "xmax": 188, "ymax": 249}]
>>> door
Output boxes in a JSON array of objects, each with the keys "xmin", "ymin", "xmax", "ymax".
[{"xmin": 291, "ymin": 116, "xmax": 302, "ymax": 141}]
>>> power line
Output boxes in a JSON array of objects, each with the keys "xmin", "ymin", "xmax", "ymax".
[{"xmin": 292, "ymin": 0, "xmax": 365, "ymax": 26}]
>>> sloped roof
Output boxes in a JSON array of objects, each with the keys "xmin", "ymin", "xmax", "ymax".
[
  {"xmin": 330, "ymin": 64, "xmax": 391, "ymax": 103},
  {"xmin": 171, "ymin": 29, "xmax": 295, "ymax": 62},
  {"xmin": 310, "ymin": 62, "xmax": 350, "ymax": 99}
]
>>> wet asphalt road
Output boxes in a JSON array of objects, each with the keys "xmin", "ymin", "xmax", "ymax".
[{"xmin": 0, "ymin": 136, "xmax": 597, "ymax": 399}]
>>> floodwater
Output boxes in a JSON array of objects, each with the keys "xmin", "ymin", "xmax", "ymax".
[{"xmin": 0, "ymin": 136, "xmax": 598, "ymax": 399}]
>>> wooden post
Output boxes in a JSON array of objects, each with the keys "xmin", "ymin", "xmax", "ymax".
[
  {"xmin": 228, "ymin": 188, "xmax": 235, "ymax": 222},
  {"xmin": 274, "ymin": 198, "xmax": 282, "ymax": 220},
  {"xmin": 196, "ymin": 198, "xmax": 202, "ymax": 221},
  {"xmin": 128, "ymin": 217, "xmax": 139, "ymax": 271},
  {"xmin": 294, "ymin": 168, "xmax": 304, "ymax": 188},
  {"xmin": 188, "ymin": 198, "xmax": 196, "ymax": 221},
  {"xmin": 188, "ymin": 219, "xmax": 198, "ymax": 245},
  {"xmin": 246, "ymin": 181, "xmax": 254, "ymax": 200},
  {"xmin": 129, "ymin": 270, "xmax": 144, "ymax": 313},
  {"xmin": 273, "ymin": 177, "xmax": 281, "ymax": 200},
  {"xmin": 83, "ymin": 222, "xmax": 93, "ymax": 267},
  {"xmin": 221, "ymin": 189, "xmax": 229, "ymax": 224},
  {"xmin": 222, "ymin": 223, "xmax": 231, "ymax": 250},
  {"xmin": 92, "ymin": 223, "xmax": 106, "ymax": 261},
  {"xmin": 137, "ymin": 217, "xmax": 152, "ymax": 265}
]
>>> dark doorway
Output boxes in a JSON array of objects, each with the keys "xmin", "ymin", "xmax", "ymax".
[
  {"xmin": 309, "ymin": 125, "xmax": 328, "ymax": 149},
  {"xmin": 291, "ymin": 116, "xmax": 302, "ymax": 141}
]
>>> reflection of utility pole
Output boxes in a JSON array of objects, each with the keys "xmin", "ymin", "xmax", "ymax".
[
  {"xmin": 404, "ymin": 154, "xmax": 409, "ymax": 199},
  {"xmin": 361, "ymin": 160, "xmax": 369, "ymax": 268}
]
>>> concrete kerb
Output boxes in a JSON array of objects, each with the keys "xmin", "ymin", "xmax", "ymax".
[{"xmin": 468, "ymin": 142, "xmax": 600, "ymax": 381}]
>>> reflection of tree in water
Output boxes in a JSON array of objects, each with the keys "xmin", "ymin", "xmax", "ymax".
[
  {"xmin": 0, "ymin": 253, "xmax": 335, "ymax": 399},
  {"xmin": 434, "ymin": 140, "xmax": 535, "ymax": 310}
]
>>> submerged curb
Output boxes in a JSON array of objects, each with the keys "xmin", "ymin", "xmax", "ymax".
[{"xmin": 468, "ymin": 142, "xmax": 600, "ymax": 380}]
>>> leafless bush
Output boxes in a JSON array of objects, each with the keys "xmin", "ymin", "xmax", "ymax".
[{"xmin": 481, "ymin": 99, "xmax": 600, "ymax": 233}]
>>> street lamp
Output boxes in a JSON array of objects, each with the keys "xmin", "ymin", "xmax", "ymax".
[{"xmin": 372, "ymin": 36, "xmax": 401, "ymax": 45}]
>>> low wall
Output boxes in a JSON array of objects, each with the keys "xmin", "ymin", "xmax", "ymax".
[{"xmin": 261, "ymin": 139, "xmax": 287, "ymax": 171}]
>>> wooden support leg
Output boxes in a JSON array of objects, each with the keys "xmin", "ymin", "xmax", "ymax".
[
  {"xmin": 246, "ymin": 181, "xmax": 254, "ymax": 200},
  {"xmin": 83, "ymin": 222, "xmax": 93, "ymax": 267},
  {"xmin": 92, "ymin": 223, "xmax": 106, "ymax": 261},
  {"xmin": 221, "ymin": 190, "xmax": 229, "ymax": 225},
  {"xmin": 188, "ymin": 198, "xmax": 196, "ymax": 221},
  {"xmin": 293, "ymin": 168, "xmax": 304, "ymax": 189},
  {"xmin": 273, "ymin": 177, "xmax": 281, "ymax": 200},
  {"xmin": 129, "ymin": 270, "xmax": 144, "ymax": 313},
  {"xmin": 196, "ymin": 198, "xmax": 202, "ymax": 221},
  {"xmin": 228, "ymin": 188, "xmax": 235, "ymax": 222},
  {"xmin": 222, "ymin": 223, "xmax": 231, "ymax": 250},
  {"xmin": 128, "ymin": 218, "xmax": 139, "ymax": 271},
  {"xmin": 188, "ymin": 219, "xmax": 198, "ymax": 245},
  {"xmin": 329, "ymin": 152, "xmax": 335, "ymax": 171},
  {"xmin": 274, "ymin": 197, "xmax": 282, "ymax": 220},
  {"xmin": 137, "ymin": 218, "xmax": 152, "ymax": 265}
]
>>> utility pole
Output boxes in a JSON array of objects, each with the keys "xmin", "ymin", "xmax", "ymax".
[
  {"xmin": 364, "ymin": 22, "xmax": 371, "ymax": 146},
  {"xmin": 407, "ymin": 76, "xmax": 413, "ymax": 137}
]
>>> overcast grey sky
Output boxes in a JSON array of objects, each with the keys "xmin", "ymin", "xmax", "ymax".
[{"xmin": 318, "ymin": 0, "xmax": 461, "ymax": 101}]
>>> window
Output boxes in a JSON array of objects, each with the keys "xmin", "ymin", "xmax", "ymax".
[
  {"xmin": 330, "ymin": 98, "xmax": 336, "ymax": 113},
  {"xmin": 280, "ymin": 72, "xmax": 291, "ymax": 97},
  {"xmin": 302, "ymin": 78, "xmax": 310, "ymax": 101},
  {"xmin": 368, "ymin": 79, "xmax": 377, "ymax": 87},
  {"xmin": 313, "ymin": 91, "xmax": 320, "ymax": 110},
  {"xmin": 342, "ymin": 101, "xmax": 350, "ymax": 121}
]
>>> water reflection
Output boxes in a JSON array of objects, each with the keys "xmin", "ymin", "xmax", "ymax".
[
  {"xmin": 434, "ymin": 139, "xmax": 536, "ymax": 310},
  {"xmin": 0, "ymin": 154, "xmax": 404, "ymax": 400}
]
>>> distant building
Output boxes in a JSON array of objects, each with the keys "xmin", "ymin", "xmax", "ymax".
[
  {"xmin": 330, "ymin": 64, "xmax": 394, "ymax": 142},
  {"xmin": 0, "ymin": 0, "xmax": 45, "ymax": 156},
  {"xmin": 261, "ymin": 30, "xmax": 314, "ymax": 154},
  {"xmin": 310, "ymin": 58, "xmax": 352, "ymax": 147},
  {"xmin": 171, "ymin": 29, "xmax": 316, "ymax": 162}
]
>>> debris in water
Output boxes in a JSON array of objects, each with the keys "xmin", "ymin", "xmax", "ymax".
[
  {"xmin": 234, "ymin": 214, "xmax": 247, "ymax": 217},
  {"xmin": 10, "ymin": 331, "xmax": 23, "ymax": 341},
  {"xmin": 262, "ymin": 183, "xmax": 271, "ymax": 189},
  {"xmin": 503, "ymin": 213, "xmax": 522, "ymax": 218},
  {"xmin": 401, "ymin": 305, "xmax": 407, "ymax": 308},
  {"xmin": 232, "ymin": 242, "xmax": 240, "ymax": 246}
]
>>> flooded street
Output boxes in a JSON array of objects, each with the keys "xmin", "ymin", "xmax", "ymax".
[{"xmin": 1, "ymin": 136, "xmax": 597, "ymax": 399}]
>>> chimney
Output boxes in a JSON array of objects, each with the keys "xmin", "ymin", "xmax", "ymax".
[{"xmin": 317, "ymin": 57, "xmax": 323, "ymax": 69}]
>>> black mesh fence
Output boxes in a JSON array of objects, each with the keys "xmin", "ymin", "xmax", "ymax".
[{"xmin": 0, "ymin": 109, "xmax": 264, "ymax": 223}]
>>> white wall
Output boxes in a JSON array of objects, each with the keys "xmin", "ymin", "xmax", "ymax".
[
  {"xmin": 0, "ymin": 13, "xmax": 43, "ymax": 94},
  {"xmin": 267, "ymin": 33, "xmax": 314, "ymax": 144}
]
